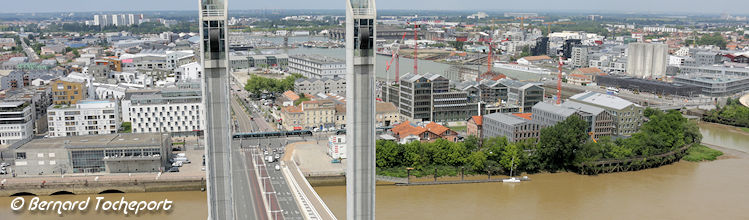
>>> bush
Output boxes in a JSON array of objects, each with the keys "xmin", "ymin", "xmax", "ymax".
[{"xmin": 683, "ymin": 145, "xmax": 723, "ymax": 162}]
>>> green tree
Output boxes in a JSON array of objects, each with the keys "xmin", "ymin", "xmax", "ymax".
[
  {"xmin": 696, "ymin": 34, "xmax": 727, "ymax": 49},
  {"xmin": 537, "ymin": 116, "xmax": 590, "ymax": 171},
  {"xmin": 463, "ymin": 135, "xmax": 480, "ymax": 152},
  {"xmin": 499, "ymin": 143, "xmax": 521, "ymax": 174},
  {"xmin": 376, "ymin": 140, "xmax": 401, "ymax": 168},
  {"xmin": 466, "ymin": 151, "xmax": 487, "ymax": 172}
]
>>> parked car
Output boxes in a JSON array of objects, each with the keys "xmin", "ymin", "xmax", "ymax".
[
  {"xmin": 274, "ymin": 164, "xmax": 281, "ymax": 171},
  {"xmin": 274, "ymin": 154, "xmax": 280, "ymax": 160},
  {"xmin": 167, "ymin": 167, "xmax": 180, "ymax": 172}
]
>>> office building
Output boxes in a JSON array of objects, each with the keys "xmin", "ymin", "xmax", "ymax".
[
  {"xmin": 229, "ymin": 53, "xmax": 289, "ymax": 71},
  {"xmin": 47, "ymin": 100, "xmax": 120, "ymax": 137},
  {"xmin": 504, "ymin": 79, "xmax": 544, "ymax": 112},
  {"xmin": 482, "ymin": 112, "xmax": 540, "ymax": 142},
  {"xmin": 0, "ymin": 101, "xmax": 35, "ymax": 146},
  {"xmin": 0, "ymin": 70, "xmax": 64, "ymax": 90},
  {"xmin": 13, "ymin": 133, "xmax": 171, "ymax": 175},
  {"xmin": 280, "ymin": 99, "xmax": 336, "ymax": 130},
  {"xmin": 289, "ymin": 54, "xmax": 346, "ymax": 78},
  {"xmin": 674, "ymin": 73, "xmax": 749, "ymax": 97},
  {"xmin": 568, "ymin": 92, "xmax": 643, "ymax": 136},
  {"xmin": 626, "ymin": 43, "xmax": 668, "ymax": 79},
  {"xmin": 563, "ymin": 39, "xmax": 582, "ymax": 58},
  {"xmin": 393, "ymin": 73, "xmax": 471, "ymax": 122},
  {"xmin": 560, "ymin": 101, "xmax": 615, "ymax": 139}
]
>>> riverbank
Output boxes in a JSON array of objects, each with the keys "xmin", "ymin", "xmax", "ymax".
[{"xmin": 0, "ymin": 173, "xmax": 205, "ymax": 197}]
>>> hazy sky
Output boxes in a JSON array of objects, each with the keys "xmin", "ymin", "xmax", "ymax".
[{"xmin": 1, "ymin": 0, "xmax": 746, "ymax": 14}]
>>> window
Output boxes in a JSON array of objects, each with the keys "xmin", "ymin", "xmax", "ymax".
[{"xmin": 16, "ymin": 152, "xmax": 26, "ymax": 159}]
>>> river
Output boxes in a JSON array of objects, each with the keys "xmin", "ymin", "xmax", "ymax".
[
  {"xmin": 314, "ymin": 122, "xmax": 749, "ymax": 219},
  {"xmin": 0, "ymin": 124, "xmax": 745, "ymax": 219}
]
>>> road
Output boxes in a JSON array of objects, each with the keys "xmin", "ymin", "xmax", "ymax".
[
  {"xmin": 20, "ymin": 36, "xmax": 39, "ymax": 60},
  {"xmin": 230, "ymin": 85, "xmax": 304, "ymax": 220}
]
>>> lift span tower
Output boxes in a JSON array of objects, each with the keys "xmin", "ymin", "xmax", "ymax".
[
  {"xmin": 346, "ymin": 0, "xmax": 377, "ymax": 219},
  {"xmin": 199, "ymin": 0, "xmax": 233, "ymax": 219}
]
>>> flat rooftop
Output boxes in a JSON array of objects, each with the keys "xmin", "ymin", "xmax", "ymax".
[
  {"xmin": 20, "ymin": 133, "xmax": 169, "ymax": 150},
  {"xmin": 289, "ymin": 54, "xmax": 344, "ymax": 64}
]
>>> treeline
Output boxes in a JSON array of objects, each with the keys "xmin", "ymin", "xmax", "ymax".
[
  {"xmin": 376, "ymin": 110, "xmax": 702, "ymax": 177},
  {"xmin": 244, "ymin": 74, "xmax": 304, "ymax": 94},
  {"xmin": 42, "ymin": 22, "xmax": 198, "ymax": 34},
  {"xmin": 703, "ymin": 98, "xmax": 749, "ymax": 127}
]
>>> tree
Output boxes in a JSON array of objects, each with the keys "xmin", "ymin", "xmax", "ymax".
[
  {"xmin": 466, "ymin": 151, "xmax": 487, "ymax": 172},
  {"xmin": 499, "ymin": 143, "xmax": 521, "ymax": 174},
  {"xmin": 696, "ymin": 34, "xmax": 727, "ymax": 49},
  {"xmin": 376, "ymin": 140, "xmax": 401, "ymax": 168},
  {"xmin": 463, "ymin": 135, "xmax": 480, "ymax": 152},
  {"xmin": 537, "ymin": 116, "xmax": 590, "ymax": 171}
]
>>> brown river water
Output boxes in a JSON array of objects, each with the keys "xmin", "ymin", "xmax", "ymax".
[{"xmin": 0, "ymin": 122, "xmax": 747, "ymax": 219}]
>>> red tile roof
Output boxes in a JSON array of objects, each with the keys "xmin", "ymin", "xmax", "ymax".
[
  {"xmin": 512, "ymin": 113, "xmax": 533, "ymax": 120},
  {"xmin": 575, "ymin": 67, "xmax": 603, "ymax": 74},
  {"xmin": 282, "ymin": 91, "xmax": 300, "ymax": 101},
  {"xmin": 425, "ymin": 122, "xmax": 450, "ymax": 136},
  {"xmin": 470, "ymin": 116, "xmax": 483, "ymax": 126}
]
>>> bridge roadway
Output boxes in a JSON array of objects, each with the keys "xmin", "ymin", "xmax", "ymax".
[{"xmin": 231, "ymin": 89, "xmax": 304, "ymax": 220}]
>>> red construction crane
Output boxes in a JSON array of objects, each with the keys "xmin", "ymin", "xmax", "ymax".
[
  {"xmin": 413, "ymin": 23, "xmax": 419, "ymax": 75},
  {"xmin": 557, "ymin": 57, "xmax": 564, "ymax": 105},
  {"xmin": 385, "ymin": 32, "xmax": 408, "ymax": 84}
]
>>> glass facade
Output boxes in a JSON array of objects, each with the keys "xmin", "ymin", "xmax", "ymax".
[
  {"xmin": 203, "ymin": 20, "xmax": 226, "ymax": 60},
  {"xmin": 71, "ymin": 150, "xmax": 105, "ymax": 173},
  {"xmin": 353, "ymin": 19, "xmax": 374, "ymax": 57}
]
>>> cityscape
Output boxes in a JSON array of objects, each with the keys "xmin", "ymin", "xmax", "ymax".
[{"xmin": 0, "ymin": 0, "xmax": 749, "ymax": 219}]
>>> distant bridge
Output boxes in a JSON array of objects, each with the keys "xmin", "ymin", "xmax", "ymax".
[{"xmin": 233, "ymin": 130, "xmax": 313, "ymax": 139}]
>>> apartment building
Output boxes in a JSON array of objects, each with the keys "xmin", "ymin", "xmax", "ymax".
[
  {"xmin": 294, "ymin": 77, "xmax": 346, "ymax": 95},
  {"xmin": 482, "ymin": 112, "xmax": 540, "ymax": 142},
  {"xmin": 47, "ymin": 100, "xmax": 120, "ymax": 137},
  {"xmin": 0, "ymin": 101, "xmax": 35, "ymax": 146},
  {"xmin": 288, "ymin": 54, "xmax": 346, "ymax": 79},
  {"xmin": 52, "ymin": 77, "xmax": 87, "ymax": 105},
  {"xmin": 122, "ymin": 84, "xmax": 203, "ymax": 134}
]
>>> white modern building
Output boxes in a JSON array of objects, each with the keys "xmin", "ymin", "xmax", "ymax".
[
  {"xmin": 0, "ymin": 101, "xmax": 35, "ymax": 146},
  {"xmin": 122, "ymin": 85, "xmax": 203, "ymax": 134},
  {"xmin": 47, "ymin": 100, "xmax": 120, "ymax": 137},
  {"xmin": 289, "ymin": 54, "xmax": 346, "ymax": 78},
  {"xmin": 175, "ymin": 62, "xmax": 202, "ymax": 82},
  {"xmin": 626, "ymin": 43, "xmax": 668, "ymax": 79}
]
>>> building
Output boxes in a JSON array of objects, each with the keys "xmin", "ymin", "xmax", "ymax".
[
  {"xmin": 41, "ymin": 45, "xmax": 66, "ymax": 55},
  {"xmin": 229, "ymin": 53, "xmax": 289, "ymax": 71},
  {"xmin": 517, "ymin": 55, "xmax": 553, "ymax": 65},
  {"xmin": 674, "ymin": 73, "xmax": 749, "ymax": 97},
  {"xmin": 571, "ymin": 46, "xmax": 590, "ymax": 68},
  {"xmin": 0, "ymin": 38, "xmax": 15, "ymax": 49},
  {"xmin": 563, "ymin": 39, "xmax": 582, "ymax": 59},
  {"xmin": 390, "ymin": 73, "xmax": 472, "ymax": 122},
  {"xmin": 504, "ymin": 80, "xmax": 544, "ymax": 112},
  {"xmin": 376, "ymin": 102, "xmax": 399, "ymax": 127},
  {"xmin": 122, "ymin": 84, "xmax": 203, "ymax": 134},
  {"xmin": 390, "ymin": 121, "xmax": 459, "ymax": 143},
  {"xmin": 2, "ymin": 87, "xmax": 53, "ymax": 135},
  {"xmin": 0, "ymin": 70, "xmax": 64, "ymax": 90},
  {"xmin": 294, "ymin": 77, "xmax": 346, "ymax": 95},
  {"xmin": 13, "ymin": 133, "xmax": 171, "ymax": 175},
  {"xmin": 175, "ymin": 62, "xmax": 202, "ymax": 82},
  {"xmin": 280, "ymin": 100, "xmax": 336, "ymax": 130},
  {"xmin": 596, "ymin": 74, "xmax": 701, "ymax": 97},
  {"xmin": 52, "ymin": 77, "xmax": 88, "ymax": 105},
  {"xmin": 328, "ymin": 135, "xmax": 346, "ymax": 159},
  {"xmin": 560, "ymin": 101, "xmax": 615, "ymax": 139},
  {"xmin": 0, "ymin": 101, "xmax": 34, "ymax": 146},
  {"xmin": 531, "ymin": 102, "xmax": 579, "ymax": 128},
  {"xmin": 47, "ymin": 100, "xmax": 120, "ymax": 137},
  {"xmin": 532, "ymin": 37, "xmax": 549, "ymax": 56},
  {"xmin": 482, "ymin": 112, "xmax": 540, "ymax": 142},
  {"xmin": 466, "ymin": 115, "xmax": 483, "ymax": 139},
  {"xmin": 626, "ymin": 43, "xmax": 668, "ymax": 79},
  {"xmin": 288, "ymin": 54, "xmax": 346, "ymax": 78},
  {"xmin": 567, "ymin": 67, "xmax": 604, "ymax": 85},
  {"xmin": 166, "ymin": 51, "xmax": 197, "ymax": 71},
  {"xmin": 568, "ymin": 92, "xmax": 643, "ymax": 136},
  {"xmin": 679, "ymin": 65, "xmax": 749, "ymax": 77}
]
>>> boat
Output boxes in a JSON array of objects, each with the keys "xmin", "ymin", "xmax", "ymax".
[{"xmin": 502, "ymin": 177, "xmax": 521, "ymax": 183}]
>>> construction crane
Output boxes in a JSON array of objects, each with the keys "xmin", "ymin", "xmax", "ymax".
[
  {"xmin": 557, "ymin": 57, "xmax": 564, "ymax": 105},
  {"xmin": 412, "ymin": 23, "xmax": 420, "ymax": 75},
  {"xmin": 385, "ymin": 32, "xmax": 408, "ymax": 84},
  {"xmin": 543, "ymin": 22, "xmax": 576, "ymax": 37},
  {"xmin": 516, "ymin": 16, "xmax": 545, "ymax": 33}
]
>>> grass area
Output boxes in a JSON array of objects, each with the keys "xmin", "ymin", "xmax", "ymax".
[
  {"xmin": 741, "ymin": 127, "xmax": 749, "ymax": 133},
  {"xmin": 121, "ymin": 122, "xmax": 132, "ymax": 133},
  {"xmin": 377, "ymin": 165, "xmax": 479, "ymax": 178},
  {"xmin": 294, "ymin": 96, "xmax": 310, "ymax": 106},
  {"xmin": 683, "ymin": 145, "xmax": 724, "ymax": 162},
  {"xmin": 448, "ymin": 125, "xmax": 467, "ymax": 132}
]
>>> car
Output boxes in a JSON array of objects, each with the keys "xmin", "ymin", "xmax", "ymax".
[
  {"xmin": 266, "ymin": 155, "xmax": 275, "ymax": 163},
  {"xmin": 172, "ymin": 161, "xmax": 183, "ymax": 167},
  {"xmin": 167, "ymin": 167, "xmax": 180, "ymax": 172},
  {"xmin": 274, "ymin": 154, "xmax": 280, "ymax": 160},
  {"xmin": 263, "ymin": 150, "xmax": 269, "ymax": 155},
  {"xmin": 274, "ymin": 164, "xmax": 281, "ymax": 171}
]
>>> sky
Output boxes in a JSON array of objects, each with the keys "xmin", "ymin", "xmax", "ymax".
[{"xmin": 1, "ymin": 0, "xmax": 747, "ymax": 15}]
